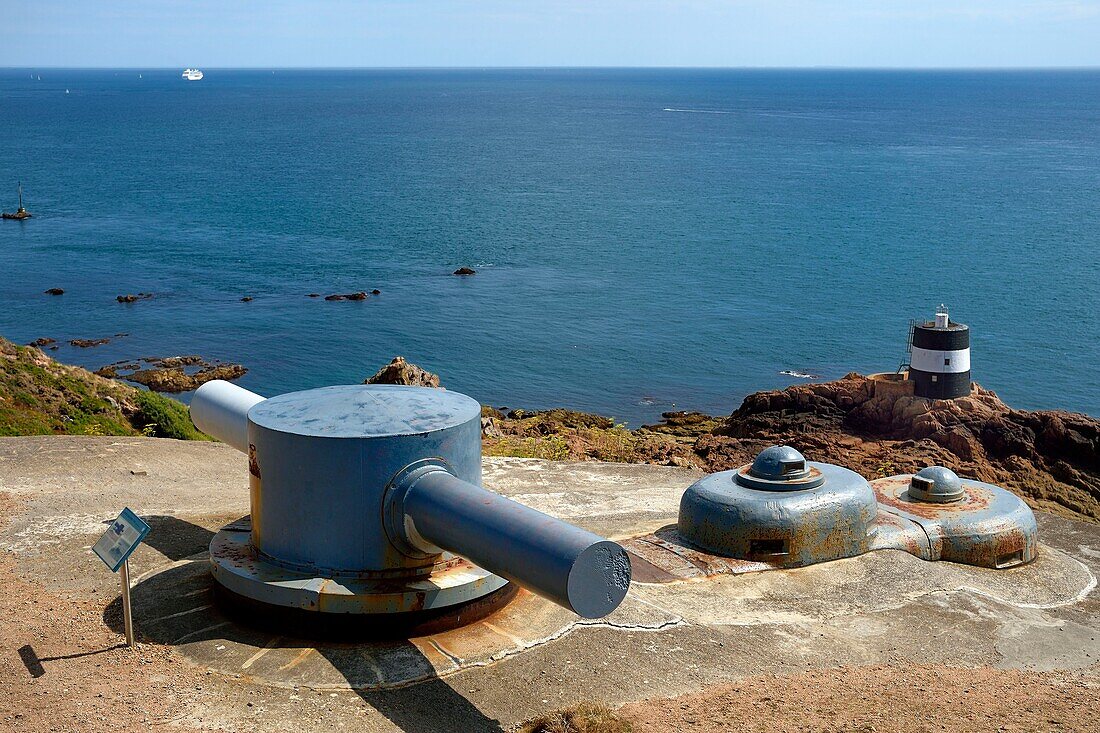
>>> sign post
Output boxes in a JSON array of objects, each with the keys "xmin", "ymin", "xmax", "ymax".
[{"xmin": 92, "ymin": 508, "xmax": 151, "ymax": 648}]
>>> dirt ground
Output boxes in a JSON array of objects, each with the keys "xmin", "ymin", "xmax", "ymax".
[
  {"xmin": 0, "ymin": 492, "xmax": 216, "ymax": 733},
  {"xmin": 619, "ymin": 665, "xmax": 1099, "ymax": 733}
]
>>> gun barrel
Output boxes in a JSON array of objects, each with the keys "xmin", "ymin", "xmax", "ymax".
[
  {"xmin": 191, "ymin": 380, "xmax": 266, "ymax": 452},
  {"xmin": 396, "ymin": 466, "xmax": 631, "ymax": 618}
]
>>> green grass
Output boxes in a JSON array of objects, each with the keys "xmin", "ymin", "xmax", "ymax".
[
  {"xmin": 484, "ymin": 435, "xmax": 571, "ymax": 461},
  {"xmin": 0, "ymin": 337, "xmax": 209, "ymax": 440},
  {"xmin": 132, "ymin": 391, "xmax": 211, "ymax": 441}
]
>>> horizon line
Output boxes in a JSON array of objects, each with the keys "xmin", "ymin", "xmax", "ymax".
[{"xmin": 4, "ymin": 65, "xmax": 1100, "ymax": 72}]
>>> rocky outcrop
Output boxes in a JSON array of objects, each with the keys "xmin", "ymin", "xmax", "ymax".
[
  {"xmin": 697, "ymin": 374, "xmax": 1100, "ymax": 522},
  {"xmin": 641, "ymin": 411, "xmax": 722, "ymax": 438},
  {"xmin": 44, "ymin": 288, "xmax": 64, "ymax": 296},
  {"xmin": 69, "ymin": 338, "xmax": 110, "ymax": 348},
  {"xmin": 98, "ymin": 356, "xmax": 247, "ymax": 393},
  {"xmin": 365, "ymin": 356, "xmax": 441, "ymax": 388},
  {"xmin": 116, "ymin": 293, "xmax": 153, "ymax": 303},
  {"xmin": 126, "ymin": 364, "xmax": 247, "ymax": 393},
  {"xmin": 453, "ymin": 267, "xmax": 476, "ymax": 276}
]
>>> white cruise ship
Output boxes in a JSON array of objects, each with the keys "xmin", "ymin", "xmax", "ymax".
[{"xmin": 181, "ymin": 68, "xmax": 204, "ymax": 81}]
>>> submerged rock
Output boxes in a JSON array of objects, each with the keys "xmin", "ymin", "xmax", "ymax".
[
  {"xmin": 117, "ymin": 293, "xmax": 153, "ymax": 303},
  {"xmin": 240, "ymin": 296, "xmax": 253, "ymax": 302},
  {"xmin": 28, "ymin": 338, "xmax": 56, "ymax": 348},
  {"xmin": 70, "ymin": 338, "xmax": 110, "ymax": 348},
  {"xmin": 365, "ymin": 356, "xmax": 441, "ymax": 388},
  {"xmin": 324, "ymin": 292, "xmax": 369, "ymax": 301},
  {"xmin": 44, "ymin": 288, "xmax": 64, "ymax": 296},
  {"xmin": 453, "ymin": 267, "xmax": 476, "ymax": 276}
]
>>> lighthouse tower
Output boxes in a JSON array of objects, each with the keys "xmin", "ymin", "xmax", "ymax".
[{"xmin": 908, "ymin": 305, "xmax": 971, "ymax": 400}]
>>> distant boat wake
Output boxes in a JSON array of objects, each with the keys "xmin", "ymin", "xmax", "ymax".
[
  {"xmin": 780, "ymin": 370, "xmax": 821, "ymax": 379},
  {"xmin": 662, "ymin": 107, "xmax": 733, "ymax": 115}
]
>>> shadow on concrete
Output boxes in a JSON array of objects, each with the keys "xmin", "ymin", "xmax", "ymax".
[
  {"xmin": 139, "ymin": 515, "xmax": 217, "ymax": 561},
  {"xmin": 345, "ymin": 672, "xmax": 504, "ymax": 733},
  {"xmin": 108, "ymin": 553, "xmax": 506, "ymax": 732}
]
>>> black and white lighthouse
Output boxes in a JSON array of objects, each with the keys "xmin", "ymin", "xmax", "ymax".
[{"xmin": 908, "ymin": 306, "xmax": 971, "ymax": 400}]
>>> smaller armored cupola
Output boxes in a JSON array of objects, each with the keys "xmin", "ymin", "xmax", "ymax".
[
  {"xmin": 677, "ymin": 445, "xmax": 878, "ymax": 564},
  {"xmin": 908, "ymin": 466, "xmax": 965, "ymax": 503},
  {"xmin": 735, "ymin": 445, "xmax": 826, "ymax": 490}
]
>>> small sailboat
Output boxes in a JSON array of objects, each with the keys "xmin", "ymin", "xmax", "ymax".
[{"xmin": 2, "ymin": 182, "xmax": 32, "ymax": 220}]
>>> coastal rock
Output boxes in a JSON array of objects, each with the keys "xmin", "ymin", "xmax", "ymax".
[
  {"xmin": 365, "ymin": 356, "xmax": 441, "ymax": 388},
  {"xmin": 117, "ymin": 293, "xmax": 153, "ymax": 303},
  {"xmin": 453, "ymin": 267, "xmax": 476, "ymax": 276},
  {"xmin": 143, "ymin": 355, "xmax": 205, "ymax": 368},
  {"xmin": 127, "ymin": 364, "xmax": 248, "ymax": 393},
  {"xmin": 28, "ymin": 338, "xmax": 56, "ymax": 348},
  {"xmin": 641, "ymin": 411, "xmax": 722, "ymax": 438},
  {"xmin": 100, "ymin": 355, "xmax": 247, "ymax": 393},
  {"xmin": 481, "ymin": 416, "xmax": 503, "ymax": 439},
  {"xmin": 240, "ymin": 296, "xmax": 253, "ymax": 302},
  {"xmin": 324, "ymin": 292, "xmax": 369, "ymax": 301},
  {"xmin": 307, "ymin": 293, "xmax": 320, "ymax": 298},
  {"xmin": 44, "ymin": 288, "xmax": 64, "ymax": 296},
  {"xmin": 483, "ymin": 407, "xmax": 702, "ymax": 468},
  {"xmin": 704, "ymin": 374, "xmax": 1100, "ymax": 522},
  {"xmin": 70, "ymin": 338, "xmax": 110, "ymax": 348},
  {"xmin": 372, "ymin": 289, "xmax": 381, "ymax": 295}
]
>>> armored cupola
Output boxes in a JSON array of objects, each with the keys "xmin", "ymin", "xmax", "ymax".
[
  {"xmin": 677, "ymin": 445, "xmax": 877, "ymax": 566},
  {"xmin": 908, "ymin": 466, "xmax": 965, "ymax": 503},
  {"xmin": 736, "ymin": 445, "xmax": 826, "ymax": 490}
]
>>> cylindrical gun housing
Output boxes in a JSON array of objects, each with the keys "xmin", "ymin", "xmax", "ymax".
[
  {"xmin": 392, "ymin": 465, "xmax": 631, "ymax": 618},
  {"xmin": 245, "ymin": 385, "xmax": 482, "ymax": 575},
  {"xmin": 191, "ymin": 380, "xmax": 266, "ymax": 452},
  {"xmin": 189, "ymin": 381, "xmax": 632, "ymax": 619}
]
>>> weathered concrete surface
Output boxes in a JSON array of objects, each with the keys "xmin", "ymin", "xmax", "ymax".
[{"xmin": 1, "ymin": 436, "xmax": 1098, "ymax": 732}]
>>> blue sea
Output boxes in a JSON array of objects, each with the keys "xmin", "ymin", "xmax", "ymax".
[{"xmin": 1, "ymin": 69, "xmax": 1098, "ymax": 424}]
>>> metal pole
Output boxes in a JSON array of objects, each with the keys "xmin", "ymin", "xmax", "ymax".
[{"xmin": 120, "ymin": 558, "xmax": 134, "ymax": 648}]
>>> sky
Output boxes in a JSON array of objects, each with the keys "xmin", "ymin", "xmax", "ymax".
[{"xmin": 3, "ymin": 1, "xmax": 1100, "ymax": 68}]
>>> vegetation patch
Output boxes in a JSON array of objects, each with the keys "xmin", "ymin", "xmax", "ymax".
[
  {"xmin": 519, "ymin": 703, "xmax": 632, "ymax": 733},
  {"xmin": 0, "ymin": 336, "xmax": 209, "ymax": 440}
]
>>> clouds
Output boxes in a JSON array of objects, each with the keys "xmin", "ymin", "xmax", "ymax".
[{"xmin": 3, "ymin": 1, "xmax": 1100, "ymax": 67}]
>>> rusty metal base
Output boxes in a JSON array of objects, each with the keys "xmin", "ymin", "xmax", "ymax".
[
  {"xmin": 209, "ymin": 518, "xmax": 512, "ymax": 633},
  {"xmin": 213, "ymin": 581, "xmax": 520, "ymax": 640}
]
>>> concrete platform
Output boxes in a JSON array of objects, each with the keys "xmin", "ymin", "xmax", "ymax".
[{"xmin": 2, "ymin": 436, "xmax": 1099, "ymax": 732}]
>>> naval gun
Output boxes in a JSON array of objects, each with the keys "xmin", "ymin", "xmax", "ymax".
[{"xmin": 191, "ymin": 380, "xmax": 631, "ymax": 633}]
